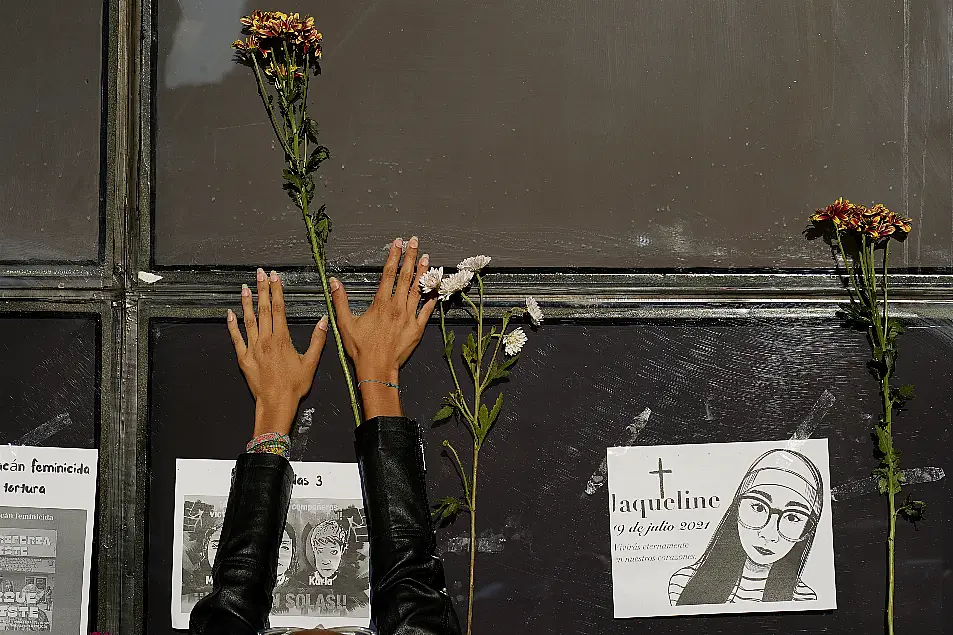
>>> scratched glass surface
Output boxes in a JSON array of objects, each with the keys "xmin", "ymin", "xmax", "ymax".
[
  {"xmin": 0, "ymin": 1, "xmax": 102, "ymax": 263},
  {"xmin": 146, "ymin": 320, "xmax": 950, "ymax": 633},
  {"xmin": 0, "ymin": 317, "xmax": 98, "ymax": 448},
  {"xmin": 153, "ymin": 0, "xmax": 952, "ymax": 268}
]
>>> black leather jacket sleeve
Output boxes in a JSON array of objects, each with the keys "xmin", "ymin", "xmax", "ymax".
[
  {"xmin": 189, "ymin": 452, "xmax": 293, "ymax": 635},
  {"xmin": 355, "ymin": 416, "xmax": 463, "ymax": 635}
]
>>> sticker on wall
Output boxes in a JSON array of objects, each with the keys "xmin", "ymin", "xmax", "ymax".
[
  {"xmin": 607, "ymin": 439, "xmax": 836, "ymax": 617},
  {"xmin": 171, "ymin": 459, "xmax": 369, "ymax": 630},
  {"xmin": 0, "ymin": 445, "xmax": 98, "ymax": 635}
]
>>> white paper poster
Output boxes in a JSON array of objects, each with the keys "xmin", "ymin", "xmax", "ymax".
[
  {"xmin": 607, "ymin": 439, "xmax": 835, "ymax": 617},
  {"xmin": 171, "ymin": 459, "xmax": 370, "ymax": 630},
  {"xmin": 0, "ymin": 445, "xmax": 99, "ymax": 634}
]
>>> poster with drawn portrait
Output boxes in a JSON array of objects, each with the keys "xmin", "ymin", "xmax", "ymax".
[
  {"xmin": 171, "ymin": 459, "xmax": 369, "ymax": 630},
  {"xmin": 607, "ymin": 439, "xmax": 835, "ymax": 618}
]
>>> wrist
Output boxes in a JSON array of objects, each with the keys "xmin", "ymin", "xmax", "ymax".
[
  {"xmin": 355, "ymin": 365, "xmax": 399, "ymax": 385},
  {"xmin": 254, "ymin": 398, "xmax": 297, "ymax": 437},
  {"xmin": 357, "ymin": 380, "xmax": 402, "ymax": 421}
]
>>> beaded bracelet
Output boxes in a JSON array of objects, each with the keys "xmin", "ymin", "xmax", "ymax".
[{"xmin": 246, "ymin": 431, "xmax": 291, "ymax": 458}]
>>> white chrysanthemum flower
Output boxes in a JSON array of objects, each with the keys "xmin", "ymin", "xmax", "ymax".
[
  {"xmin": 457, "ymin": 255, "xmax": 492, "ymax": 272},
  {"xmin": 438, "ymin": 270, "xmax": 474, "ymax": 301},
  {"xmin": 502, "ymin": 328, "xmax": 528, "ymax": 356},
  {"xmin": 418, "ymin": 267, "xmax": 444, "ymax": 295},
  {"xmin": 525, "ymin": 296, "xmax": 543, "ymax": 326}
]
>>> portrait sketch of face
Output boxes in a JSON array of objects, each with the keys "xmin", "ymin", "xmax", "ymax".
[
  {"xmin": 736, "ymin": 482, "xmax": 813, "ymax": 566},
  {"xmin": 276, "ymin": 527, "xmax": 295, "ymax": 582},
  {"xmin": 309, "ymin": 518, "xmax": 349, "ymax": 582},
  {"xmin": 671, "ymin": 449, "xmax": 824, "ymax": 606},
  {"xmin": 315, "ymin": 541, "xmax": 343, "ymax": 579},
  {"xmin": 205, "ymin": 526, "xmax": 222, "ymax": 568}
]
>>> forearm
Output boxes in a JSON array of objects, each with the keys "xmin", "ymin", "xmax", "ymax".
[
  {"xmin": 189, "ymin": 453, "xmax": 293, "ymax": 635},
  {"xmin": 355, "ymin": 417, "xmax": 462, "ymax": 635}
]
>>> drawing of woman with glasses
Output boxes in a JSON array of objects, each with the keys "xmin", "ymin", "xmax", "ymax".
[{"xmin": 668, "ymin": 449, "xmax": 823, "ymax": 605}]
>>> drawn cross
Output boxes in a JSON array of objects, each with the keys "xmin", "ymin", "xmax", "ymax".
[{"xmin": 649, "ymin": 458, "xmax": 672, "ymax": 498}]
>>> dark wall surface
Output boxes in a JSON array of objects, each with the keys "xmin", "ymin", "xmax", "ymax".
[
  {"xmin": 147, "ymin": 319, "xmax": 951, "ymax": 633},
  {"xmin": 154, "ymin": 0, "xmax": 953, "ymax": 268},
  {"xmin": 0, "ymin": 1, "xmax": 103, "ymax": 263}
]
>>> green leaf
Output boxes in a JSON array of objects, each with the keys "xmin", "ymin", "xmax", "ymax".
[
  {"xmin": 308, "ymin": 204, "xmax": 330, "ymax": 243},
  {"xmin": 487, "ymin": 392, "xmax": 504, "ymax": 428},
  {"xmin": 462, "ymin": 333, "xmax": 477, "ymax": 373},
  {"xmin": 481, "ymin": 327, "xmax": 496, "ymax": 354},
  {"xmin": 433, "ymin": 405, "xmax": 454, "ymax": 423},
  {"xmin": 898, "ymin": 498, "xmax": 926, "ymax": 523},
  {"xmin": 282, "ymin": 168, "xmax": 303, "ymax": 188},
  {"xmin": 305, "ymin": 117, "xmax": 320, "ymax": 144},
  {"xmin": 431, "ymin": 496, "xmax": 468, "ymax": 526},
  {"xmin": 486, "ymin": 353, "xmax": 519, "ymax": 384},
  {"xmin": 306, "ymin": 145, "xmax": 331, "ymax": 173},
  {"xmin": 443, "ymin": 330, "xmax": 456, "ymax": 360},
  {"xmin": 874, "ymin": 426, "xmax": 891, "ymax": 455},
  {"xmin": 282, "ymin": 182, "xmax": 303, "ymax": 209}
]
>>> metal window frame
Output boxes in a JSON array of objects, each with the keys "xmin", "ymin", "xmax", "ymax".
[{"xmin": 0, "ymin": 0, "xmax": 951, "ymax": 633}]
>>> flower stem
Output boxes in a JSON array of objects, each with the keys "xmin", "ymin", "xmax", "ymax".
[
  {"xmin": 249, "ymin": 55, "xmax": 291, "ymax": 158},
  {"xmin": 466, "ymin": 446, "xmax": 479, "ymax": 635},
  {"xmin": 444, "ymin": 441, "xmax": 470, "ymax": 502},
  {"xmin": 439, "ymin": 303, "xmax": 474, "ymax": 422},
  {"xmin": 481, "ymin": 314, "xmax": 510, "ymax": 391},
  {"xmin": 465, "ymin": 275, "xmax": 486, "ymax": 635},
  {"xmin": 879, "ymin": 243, "xmax": 896, "ymax": 635},
  {"xmin": 303, "ymin": 213, "xmax": 362, "ymax": 428}
]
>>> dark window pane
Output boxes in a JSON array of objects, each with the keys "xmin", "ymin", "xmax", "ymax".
[
  {"xmin": 147, "ymin": 319, "xmax": 950, "ymax": 633},
  {"xmin": 0, "ymin": 316, "xmax": 99, "ymax": 629},
  {"xmin": 0, "ymin": 317, "xmax": 98, "ymax": 448},
  {"xmin": 154, "ymin": 1, "xmax": 951, "ymax": 268},
  {"xmin": 0, "ymin": 1, "xmax": 103, "ymax": 263}
]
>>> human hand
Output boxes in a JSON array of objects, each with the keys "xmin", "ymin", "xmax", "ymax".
[
  {"xmin": 330, "ymin": 236, "xmax": 437, "ymax": 419},
  {"xmin": 227, "ymin": 268, "xmax": 328, "ymax": 437}
]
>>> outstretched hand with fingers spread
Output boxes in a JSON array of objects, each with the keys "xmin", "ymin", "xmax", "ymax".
[
  {"xmin": 226, "ymin": 267, "xmax": 328, "ymax": 436},
  {"xmin": 329, "ymin": 236, "xmax": 438, "ymax": 420}
]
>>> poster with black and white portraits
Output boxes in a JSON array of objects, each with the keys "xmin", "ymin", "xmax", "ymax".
[
  {"xmin": 171, "ymin": 459, "xmax": 370, "ymax": 630},
  {"xmin": 607, "ymin": 439, "xmax": 835, "ymax": 618},
  {"xmin": 0, "ymin": 445, "xmax": 98, "ymax": 634}
]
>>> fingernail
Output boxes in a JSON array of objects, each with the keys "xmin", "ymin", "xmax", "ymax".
[
  {"xmin": 394, "ymin": 237, "xmax": 403, "ymax": 248},
  {"xmin": 241, "ymin": 284, "xmax": 250, "ymax": 297},
  {"xmin": 257, "ymin": 268, "xmax": 265, "ymax": 282},
  {"xmin": 420, "ymin": 253, "xmax": 430, "ymax": 267},
  {"xmin": 318, "ymin": 315, "xmax": 328, "ymax": 331},
  {"xmin": 330, "ymin": 277, "xmax": 340, "ymax": 291},
  {"xmin": 226, "ymin": 309, "xmax": 235, "ymax": 322},
  {"xmin": 409, "ymin": 235, "xmax": 419, "ymax": 248},
  {"xmin": 270, "ymin": 270, "xmax": 278, "ymax": 282}
]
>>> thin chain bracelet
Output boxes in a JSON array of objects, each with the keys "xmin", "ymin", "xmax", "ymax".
[{"xmin": 357, "ymin": 378, "xmax": 400, "ymax": 390}]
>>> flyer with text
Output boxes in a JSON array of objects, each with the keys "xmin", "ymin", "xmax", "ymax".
[
  {"xmin": 171, "ymin": 459, "xmax": 369, "ymax": 630},
  {"xmin": 607, "ymin": 439, "xmax": 835, "ymax": 617},
  {"xmin": 0, "ymin": 445, "xmax": 98, "ymax": 634}
]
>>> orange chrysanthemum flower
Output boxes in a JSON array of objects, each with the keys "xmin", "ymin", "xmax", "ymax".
[
  {"xmin": 810, "ymin": 198, "xmax": 912, "ymax": 243},
  {"xmin": 232, "ymin": 9, "xmax": 322, "ymax": 79}
]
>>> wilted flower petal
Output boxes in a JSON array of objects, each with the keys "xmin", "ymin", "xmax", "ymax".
[
  {"xmin": 503, "ymin": 328, "xmax": 528, "ymax": 356},
  {"xmin": 457, "ymin": 255, "xmax": 491, "ymax": 272},
  {"xmin": 525, "ymin": 296, "xmax": 543, "ymax": 326},
  {"xmin": 439, "ymin": 270, "xmax": 474, "ymax": 301},
  {"xmin": 418, "ymin": 267, "xmax": 443, "ymax": 295}
]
